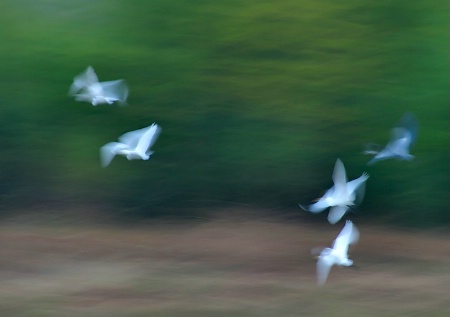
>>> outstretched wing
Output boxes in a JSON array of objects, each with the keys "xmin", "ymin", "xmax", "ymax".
[
  {"xmin": 135, "ymin": 123, "xmax": 161, "ymax": 155},
  {"xmin": 396, "ymin": 112, "xmax": 419, "ymax": 146},
  {"xmin": 69, "ymin": 66, "xmax": 99, "ymax": 96},
  {"xmin": 99, "ymin": 79, "xmax": 129, "ymax": 105},
  {"xmin": 367, "ymin": 147, "xmax": 394, "ymax": 165},
  {"xmin": 332, "ymin": 159, "xmax": 347, "ymax": 194},
  {"xmin": 306, "ymin": 187, "xmax": 334, "ymax": 213},
  {"xmin": 307, "ymin": 199, "xmax": 330, "ymax": 213},
  {"xmin": 386, "ymin": 127, "xmax": 413, "ymax": 154},
  {"xmin": 100, "ymin": 142, "xmax": 128, "ymax": 168},
  {"xmin": 368, "ymin": 128, "xmax": 414, "ymax": 165},
  {"xmin": 366, "ymin": 112, "xmax": 418, "ymax": 165},
  {"xmin": 317, "ymin": 249, "xmax": 336, "ymax": 286},
  {"xmin": 352, "ymin": 176, "xmax": 368, "ymax": 207},
  {"xmin": 346, "ymin": 172, "xmax": 369, "ymax": 197},
  {"xmin": 332, "ymin": 220, "xmax": 359, "ymax": 256},
  {"xmin": 327, "ymin": 205, "xmax": 348, "ymax": 224},
  {"xmin": 119, "ymin": 127, "xmax": 150, "ymax": 149}
]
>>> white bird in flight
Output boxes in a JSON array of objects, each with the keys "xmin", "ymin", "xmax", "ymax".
[
  {"xmin": 365, "ymin": 112, "xmax": 419, "ymax": 165},
  {"xmin": 299, "ymin": 159, "xmax": 369, "ymax": 224},
  {"xmin": 69, "ymin": 66, "xmax": 129, "ymax": 106},
  {"xmin": 316, "ymin": 220, "xmax": 359, "ymax": 286},
  {"xmin": 100, "ymin": 123, "xmax": 161, "ymax": 167}
]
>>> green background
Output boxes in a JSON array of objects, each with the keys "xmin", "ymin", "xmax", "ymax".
[{"xmin": 0, "ymin": 0, "xmax": 447, "ymax": 226}]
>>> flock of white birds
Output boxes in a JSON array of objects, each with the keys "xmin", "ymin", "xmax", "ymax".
[
  {"xmin": 69, "ymin": 66, "xmax": 161, "ymax": 168},
  {"xmin": 69, "ymin": 66, "xmax": 419, "ymax": 286}
]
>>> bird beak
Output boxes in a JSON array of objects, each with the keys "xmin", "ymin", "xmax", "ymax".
[{"xmin": 298, "ymin": 203, "xmax": 308, "ymax": 211}]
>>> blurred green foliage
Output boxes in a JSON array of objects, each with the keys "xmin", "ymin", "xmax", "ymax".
[{"xmin": 0, "ymin": 0, "xmax": 447, "ymax": 225}]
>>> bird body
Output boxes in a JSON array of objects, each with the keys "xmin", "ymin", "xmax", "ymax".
[
  {"xmin": 316, "ymin": 220, "xmax": 359, "ymax": 285},
  {"xmin": 69, "ymin": 66, "xmax": 128, "ymax": 106},
  {"xmin": 100, "ymin": 123, "xmax": 161, "ymax": 167},
  {"xmin": 301, "ymin": 159, "xmax": 369, "ymax": 224},
  {"xmin": 366, "ymin": 112, "xmax": 419, "ymax": 165}
]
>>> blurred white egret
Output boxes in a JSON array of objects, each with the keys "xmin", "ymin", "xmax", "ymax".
[
  {"xmin": 100, "ymin": 123, "xmax": 161, "ymax": 167},
  {"xmin": 365, "ymin": 112, "xmax": 419, "ymax": 165},
  {"xmin": 69, "ymin": 66, "xmax": 128, "ymax": 106},
  {"xmin": 299, "ymin": 159, "xmax": 369, "ymax": 224},
  {"xmin": 316, "ymin": 220, "xmax": 359, "ymax": 286}
]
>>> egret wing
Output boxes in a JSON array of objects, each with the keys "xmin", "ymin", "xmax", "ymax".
[
  {"xmin": 368, "ymin": 129, "xmax": 414, "ymax": 165},
  {"xmin": 99, "ymin": 80, "xmax": 129, "ymax": 104},
  {"xmin": 397, "ymin": 112, "xmax": 419, "ymax": 146},
  {"xmin": 367, "ymin": 148, "xmax": 393, "ymax": 165},
  {"xmin": 327, "ymin": 205, "xmax": 348, "ymax": 224},
  {"xmin": 367, "ymin": 112, "xmax": 418, "ymax": 165},
  {"xmin": 346, "ymin": 172, "xmax": 369, "ymax": 196},
  {"xmin": 317, "ymin": 251, "xmax": 335, "ymax": 286},
  {"xmin": 352, "ymin": 178, "xmax": 367, "ymax": 207},
  {"xmin": 387, "ymin": 128, "xmax": 412, "ymax": 153},
  {"xmin": 135, "ymin": 123, "xmax": 161, "ymax": 155},
  {"xmin": 69, "ymin": 66, "xmax": 99, "ymax": 95},
  {"xmin": 307, "ymin": 187, "xmax": 334, "ymax": 213},
  {"xmin": 332, "ymin": 159, "xmax": 347, "ymax": 193},
  {"xmin": 307, "ymin": 198, "xmax": 330, "ymax": 213},
  {"xmin": 332, "ymin": 220, "xmax": 359, "ymax": 256},
  {"xmin": 100, "ymin": 142, "xmax": 128, "ymax": 167},
  {"xmin": 119, "ymin": 127, "xmax": 150, "ymax": 148}
]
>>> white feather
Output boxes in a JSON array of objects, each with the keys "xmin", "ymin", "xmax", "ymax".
[
  {"xmin": 316, "ymin": 220, "xmax": 359, "ymax": 286},
  {"xmin": 300, "ymin": 159, "xmax": 369, "ymax": 224},
  {"xmin": 100, "ymin": 123, "xmax": 161, "ymax": 167},
  {"xmin": 69, "ymin": 66, "xmax": 129, "ymax": 106},
  {"xmin": 366, "ymin": 112, "xmax": 419, "ymax": 165}
]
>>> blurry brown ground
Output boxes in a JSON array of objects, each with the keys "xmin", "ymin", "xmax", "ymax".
[{"xmin": 0, "ymin": 208, "xmax": 448, "ymax": 317}]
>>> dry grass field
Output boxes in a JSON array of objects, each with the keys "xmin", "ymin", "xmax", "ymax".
[{"xmin": 0, "ymin": 209, "xmax": 448, "ymax": 317}]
